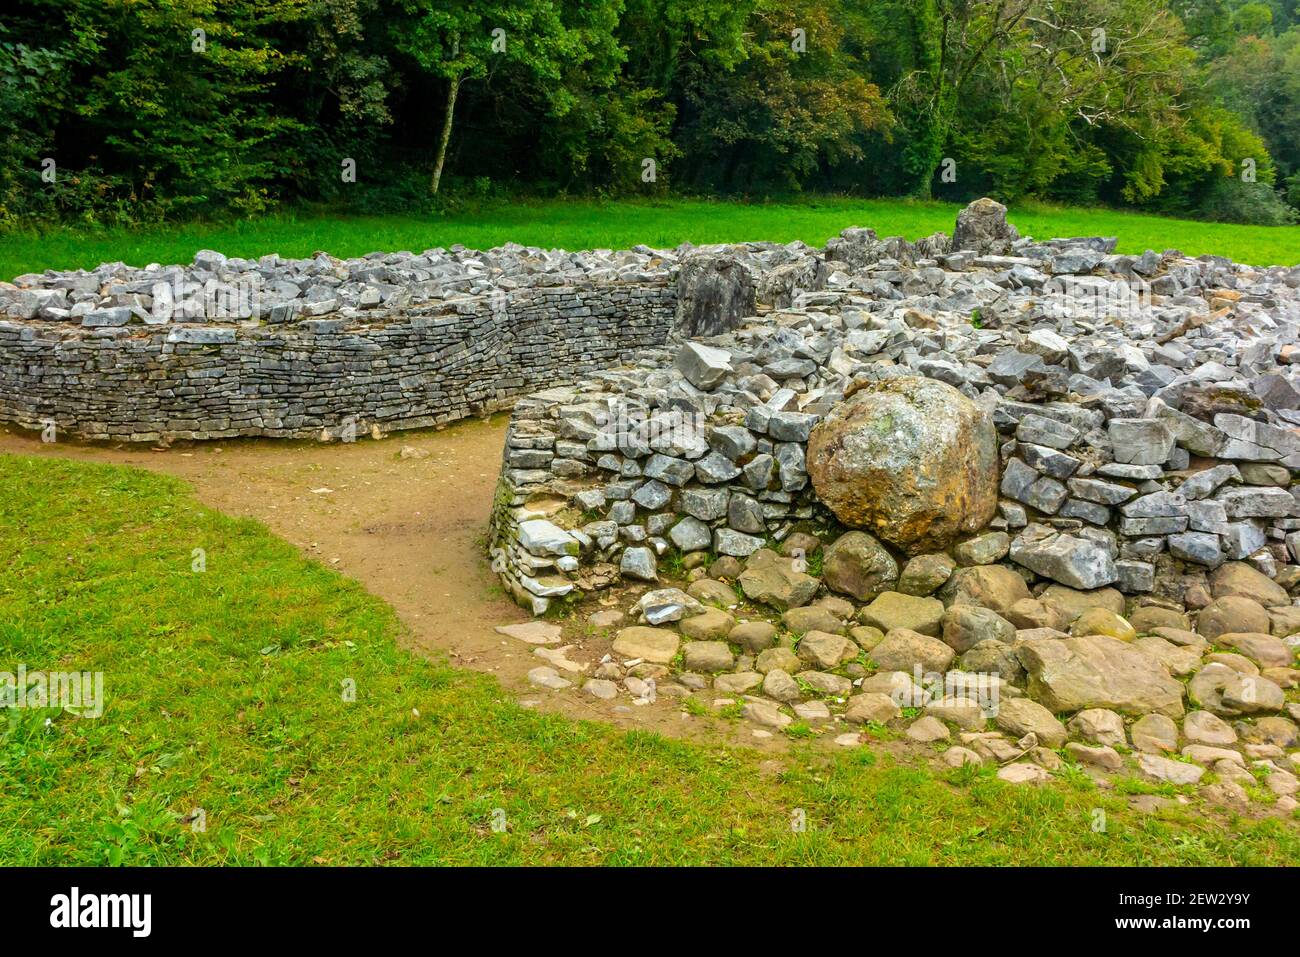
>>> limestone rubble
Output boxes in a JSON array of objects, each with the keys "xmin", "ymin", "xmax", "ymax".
[{"xmin": 490, "ymin": 200, "xmax": 1300, "ymax": 808}]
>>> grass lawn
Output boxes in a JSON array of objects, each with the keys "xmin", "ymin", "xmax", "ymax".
[
  {"xmin": 1, "ymin": 453, "xmax": 1297, "ymax": 865},
  {"xmin": 2, "ymin": 197, "xmax": 1298, "ymax": 279}
]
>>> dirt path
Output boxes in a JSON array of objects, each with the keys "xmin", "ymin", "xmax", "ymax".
[{"xmin": 0, "ymin": 418, "xmax": 780, "ymax": 749}]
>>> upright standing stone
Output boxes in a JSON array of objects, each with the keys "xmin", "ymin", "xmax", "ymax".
[
  {"xmin": 674, "ymin": 256, "xmax": 755, "ymax": 337},
  {"xmin": 951, "ymin": 198, "xmax": 1018, "ymax": 255}
]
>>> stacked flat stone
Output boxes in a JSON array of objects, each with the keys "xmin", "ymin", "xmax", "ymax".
[
  {"xmin": 489, "ymin": 213, "xmax": 1300, "ymax": 613},
  {"xmin": 0, "ymin": 239, "xmax": 830, "ymax": 441},
  {"xmin": 0, "ymin": 282, "xmax": 678, "ymax": 442}
]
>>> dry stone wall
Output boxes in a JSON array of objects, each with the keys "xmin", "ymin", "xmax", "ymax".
[
  {"xmin": 0, "ymin": 237, "xmax": 829, "ymax": 442},
  {"xmin": 489, "ymin": 204, "xmax": 1300, "ymax": 617},
  {"xmin": 0, "ymin": 278, "xmax": 676, "ymax": 442}
]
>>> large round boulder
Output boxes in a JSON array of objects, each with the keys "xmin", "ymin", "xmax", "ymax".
[{"xmin": 807, "ymin": 376, "xmax": 999, "ymax": 554}]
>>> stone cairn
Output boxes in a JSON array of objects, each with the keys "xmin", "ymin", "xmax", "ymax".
[{"xmin": 490, "ymin": 199, "xmax": 1300, "ymax": 803}]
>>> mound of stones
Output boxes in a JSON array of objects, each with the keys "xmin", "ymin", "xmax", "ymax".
[
  {"xmin": 0, "ymin": 234, "xmax": 822, "ymax": 328},
  {"xmin": 491, "ymin": 199, "xmax": 1300, "ymax": 805},
  {"xmin": 492, "ymin": 198, "xmax": 1300, "ymax": 614}
]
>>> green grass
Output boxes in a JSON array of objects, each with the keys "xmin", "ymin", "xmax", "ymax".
[
  {"xmin": 1, "ymin": 452, "xmax": 1297, "ymax": 865},
  {"xmin": 2, "ymin": 196, "xmax": 1298, "ymax": 279}
]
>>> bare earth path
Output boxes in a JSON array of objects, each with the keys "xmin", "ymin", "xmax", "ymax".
[{"xmin": 0, "ymin": 418, "xmax": 771, "ymax": 747}]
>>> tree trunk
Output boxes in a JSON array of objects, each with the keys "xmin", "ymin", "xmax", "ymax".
[{"xmin": 431, "ymin": 74, "xmax": 460, "ymax": 195}]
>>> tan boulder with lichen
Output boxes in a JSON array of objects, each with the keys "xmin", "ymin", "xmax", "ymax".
[{"xmin": 807, "ymin": 376, "xmax": 999, "ymax": 554}]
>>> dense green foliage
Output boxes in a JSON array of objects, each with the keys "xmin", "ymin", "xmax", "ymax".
[
  {"xmin": 4, "ymin": 451, "xmax": 1298, "ymax": 864},
  {"xmin": 3, "ymin": 0, "xmax": 1299, "ymax": 229}
]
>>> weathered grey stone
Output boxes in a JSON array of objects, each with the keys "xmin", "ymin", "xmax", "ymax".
[
  {"xmin": 726, "ymin": 494, "xmax": 766, "ymax": 534},
  {"xmin": 713, "ymin": 528, "xmax": 764, "ymax": 557},
  {"xmin": 1217, "ymin": 486, "xmax": 1294, "ymax": 519},
  {"xmin": 620, "ymin": 546, "xmax": 658, "ymax": 581},
  {"xmin": 709, "ymin": 425, "xmax": 757, "ymax": 461},
  {"xmin": 1168, "ymin": 531, "xmax": 1224, "ymax": 568},
  {"xmin": 1108, "ymin": 418, "xmax": 1174, "ymax": 465},
  {"xmin": 1116, "ymin": 560, "xmax": 1155, "ymax": 593},
  {"xmin": 951, "ymin": 197, "xmax": 1017, "ymax": 255},
  {"xmin": 1016, "ymin": 413, "xmax": 1080, "ymax": 451},
  {"xmin": 674, "ymin": 341, "xmax": 733, "ymax": 390},
  {"xmin": 767, "ymin": 410, "xmax": 819, "ymax": 442},
  {"xmin": 1067, "ymin": 478, "xmax": 1136, "ymax": 506},
  {"xmin": 635, "ymin": 587, "xmax": 706, "ymax": 624},
  {"xmin": 1177, "ymin": 463, "xmax": 1241, "ymax": 500},
  {"xmin": 693, "ymin": 451, "xmax": 742, "ymax": 484},
  {"xmin": 1019, "ymin": 444, "xmax": 1081, "ymax": 479},
  {"xmin": 1009, "ymin": 524, "xmax": 1118, "ymax": 589},
  {"xmin": 681, "ymin": 488, "xmax": 729, "ymax": 521},
  {"xmin": 675, "ymin": 256, "xmax": 755, "ymax": 337},
  {"xmin": 518, "ymin": 519, "xmax": 581, "ymax": 557},
  {"xmin": 631, "ymin": 479, "xmax": 673, "ymax": 509},
  {"xmin": 669, "ymin": 516, "xmax": 712, "ymax": 552},
  {"xmin": 643, "ymin": 454, "xmax": 694, "ymax": 488}
]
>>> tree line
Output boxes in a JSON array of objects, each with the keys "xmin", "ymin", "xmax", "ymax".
[{"xmin": 3, "ymin": 0, "xmax": 1298, "ymax": 230}]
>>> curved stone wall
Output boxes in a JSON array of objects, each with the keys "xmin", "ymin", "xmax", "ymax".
[{"xmin": 0, "ymin": 281, "xmax": 675, "ymax": 442}]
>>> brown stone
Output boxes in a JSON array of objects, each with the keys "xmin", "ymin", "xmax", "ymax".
[
  {"xmin": 807, "ymin": 376, "xmax": 998, "ymax": 554},
  {"xmin": 1037, "ymin": 584, "xmax": 1125, "ymax": 623},
  {"xmin": 1017, "ymin": 634, "xmax": 1185, "ymax": 717},
  {"xmin": 1197, "ymin": 596, "xmax": 1270, "ymax": 640},
  {"xmin": 939, "ymin": 565, "xmax": 1031, "ymax": 613},
  {"xmin": 1209, "ymin": 562, "xmax": 1288, "ymax": 607},
  {"xmin": 821, "ymin": 531, "xmax": 898, "ymax": 601}
]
